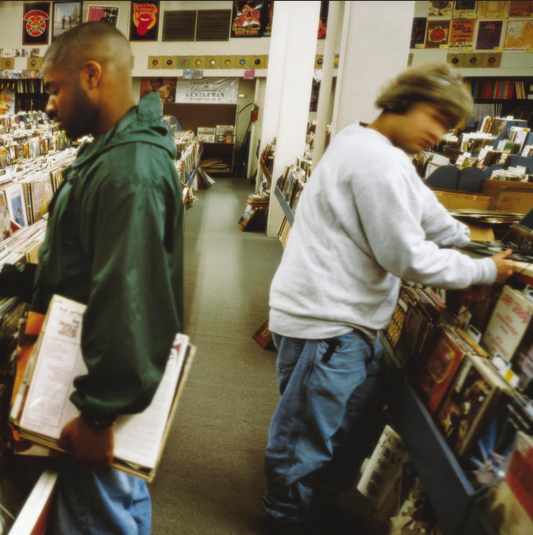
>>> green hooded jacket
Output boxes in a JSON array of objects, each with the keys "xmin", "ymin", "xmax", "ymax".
[{"xmin": 33, "ymin": 93, "xmax": 184, "ymax": 418}]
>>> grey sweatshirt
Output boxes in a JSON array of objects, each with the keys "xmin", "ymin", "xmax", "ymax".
[{"xmin": 269, "ymin": 123, "xmax": 496, "ymax": 341}]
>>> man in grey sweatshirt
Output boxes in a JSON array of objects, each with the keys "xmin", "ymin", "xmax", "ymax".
[{"xmin": 262, "ymin": 64, "xmax": 513, "ymax": 535}]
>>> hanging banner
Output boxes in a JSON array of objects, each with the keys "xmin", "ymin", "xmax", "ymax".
[
  {"xmin": 231, "ymin": 1, "xmax": 263, "ymax": 38},
  {"xmin": 175, "ymin": 78, "xmax": 238, "ymax": 104},
  {"xmin": 22, "ymin": 2, "xmax": 51, "ymax": 46},
  {"xmin": 130, "ymin": 1, "xmax": 159, "ymax": 41}
]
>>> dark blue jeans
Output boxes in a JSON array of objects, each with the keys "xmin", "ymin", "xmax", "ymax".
[{"xmin": 262, "ymin": 330, "xmax": 387, "ymax": 522}]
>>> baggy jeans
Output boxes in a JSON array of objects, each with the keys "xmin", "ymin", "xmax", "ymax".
[
  {"xmin": 49, "ymin": 459, "xmax": 151, "ymax": 535},
  {"xmin": 262, "ymin": 330, "xmax": 387, "ymax": 522}
]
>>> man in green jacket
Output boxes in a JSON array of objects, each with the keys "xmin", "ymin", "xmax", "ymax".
[{"xmin": 0, "ymin": 23, "xmax": 183, "ymax": 534}]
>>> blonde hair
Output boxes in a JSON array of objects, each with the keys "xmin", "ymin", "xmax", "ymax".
[{"xmin": 375, "ymin": 63, "xmax": 473, "ymax": 128}]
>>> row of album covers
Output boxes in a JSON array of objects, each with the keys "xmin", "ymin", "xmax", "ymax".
[
  {"xmin": 384, "ymin": 278, "xmax": 533, "ymax": 482},
  {"xmin": 14, "ymin": 1, "xmax": 282, "ymax": 45}
]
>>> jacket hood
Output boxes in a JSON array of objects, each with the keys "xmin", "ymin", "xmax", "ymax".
[{"xmin": 69, "ymin": 93, "xmax": 176, "ymax": 170}]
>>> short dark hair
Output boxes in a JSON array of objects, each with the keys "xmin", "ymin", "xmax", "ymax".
[{"xmin": 44, "ymin": 22, "xmax": 131, "ymax": 70}]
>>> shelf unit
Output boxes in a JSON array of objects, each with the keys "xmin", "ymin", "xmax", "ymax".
[{"xmin": 163, "ymin": 103, "xmax": 237, "ymax": 177}]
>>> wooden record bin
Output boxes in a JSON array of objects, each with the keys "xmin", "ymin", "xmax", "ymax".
[{"xmin": 163, "ymin": 103, "xmax": 237, "ymax": 176}]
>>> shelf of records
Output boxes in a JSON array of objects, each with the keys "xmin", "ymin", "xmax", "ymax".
[
  {"xmin": 381, "ymin": 269, "xmax": 533, "ymax": 534},
  {"xmin": 426, "ymin": 118, "xmax": 533, "ymax": 179},
  {"xmin": 171, "ymin": 133, "xmax": 215, "ymax": 200},
  {"xmin": 274, "ymin": 157, "xmax": 313, "ymax": 247},
  {"xmin": 1, "ymin": 112, "xmax": 69, "ymax": 169},
  {"xmin": 237, "ymin": 139, "xmax": 276, "ymax": 232}
]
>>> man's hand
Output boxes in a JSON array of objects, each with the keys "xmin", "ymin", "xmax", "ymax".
[
  {"xmin": 491, "ymin": 249, "xmax": 514, "ymax": 284},
  {"xmin": 58, "ymin": 416, "xmax": 114, "ymax": 470}
]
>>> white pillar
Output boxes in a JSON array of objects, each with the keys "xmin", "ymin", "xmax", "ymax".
[
  {"xmin": 331, "ymin": 1, "xmax": 415, "ymax": 135},
  {"xmin": 249, "ymin": 78, "xmax": 262, "ymax": 182},
  {"xmin": 263, "ymin": 1, "xmax": 321, "ymax": 237},
  {"xmin": 312, "ymin": 1, "xmax": 342, "ymax": 170}
]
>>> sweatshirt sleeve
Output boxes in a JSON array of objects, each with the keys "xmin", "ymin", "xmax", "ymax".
[
  {"xmin": 70, "ymin": 171, "xmax": 182, "ymax": 418},
  {"xmin": 350, "ymin": 166, "xmax": 496, "ymax": 289},
  {"xmin": 418, "ymin": 181, "xmax": 471, "ymax": 247}
]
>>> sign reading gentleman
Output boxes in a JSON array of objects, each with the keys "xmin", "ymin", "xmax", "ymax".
[
  {"xmin": 175, "ymin": 78, "xmax": 238, "ymax": 104},
  {"xmin": 130, "ymin": 1, "xmax": 159, "ymax": 41},
  {"xmin": 22, "ymin": 2, "xmax": 51, "ymax": 45}
]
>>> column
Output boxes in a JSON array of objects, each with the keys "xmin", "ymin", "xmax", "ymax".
[
  {"xmin": 261, "ymin": 1, "xmax": 322, "ymax": 237},
  {"xmin": 312, "ymin": 1, "xmax": 342, "ymax": 169},
  {"xmin": 331, "ymin": 1, "xmax": 415, "ymax": 135}
]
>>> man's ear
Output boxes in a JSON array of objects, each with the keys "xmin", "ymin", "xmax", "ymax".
[{"xmin": 81, "ymin": 60, "xmax": 103, "ymax": 90}]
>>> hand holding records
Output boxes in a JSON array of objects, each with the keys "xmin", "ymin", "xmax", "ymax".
[
  {"xmin": 491, "ymin": 249, "xmax": 514, "ymax": 284},
  {"xmin": 10, "ymin": 295, "xmax": 195, "ymax": 481}
]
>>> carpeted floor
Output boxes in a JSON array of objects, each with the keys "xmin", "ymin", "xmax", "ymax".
[{"xmin": 150, "ymin": 178, "xmax": 283, "ymax": 535}]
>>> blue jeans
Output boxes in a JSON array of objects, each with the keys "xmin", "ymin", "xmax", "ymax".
[
  {"xmin": 49, "ymin": 460, "xmax": 151, "ymax": 535},
  {"xmin": 262, "ymin": 330, "xmax": 387, "ymax": 522}
]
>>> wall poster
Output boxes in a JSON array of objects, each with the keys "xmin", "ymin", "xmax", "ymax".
[
  {"xmin": 52, "ymin": 2, "xmax": 83, "ymax": 40},
  {"xmin": 87, "ymin": 5, "xmax": 120, "ymax": 27},
  {"xmin": 140, "ymin": 77, "xmax": 177, "ymax": 103},
  {"xmin": 130, "ymin": 1, "xmax": 159, "ymax": 41},
  {"xmin": 231, "ymin": 1, "xmax": 263, "ymax": 38},
  {"xmin": 22, "ymin": 2, "xmax": 51, "ymax": 46}
]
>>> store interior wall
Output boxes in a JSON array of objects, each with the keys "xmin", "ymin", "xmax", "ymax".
[
  {"xmin": 411, "ymin": 0, "xmax": 533, "ymax": 75},
  {"xmin": 0, "ymin": 0, "xmax": 338, "ymax": 164}
]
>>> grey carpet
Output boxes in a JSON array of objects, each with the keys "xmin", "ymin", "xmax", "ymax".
[{"xmin": 150, "ymin": 178, "xmax": 283, "ymax": 535}]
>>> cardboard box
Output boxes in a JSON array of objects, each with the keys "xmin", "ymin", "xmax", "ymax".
[
  {"xmin": 497, "ymin": 190, "xmax": 533, "ymax": 214},
  {"xmin": 433, "ymin": 190, "xmax": 492, "ymax": 210}
]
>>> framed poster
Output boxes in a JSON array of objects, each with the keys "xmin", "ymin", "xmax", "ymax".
[
  {"xmin": 477, "ymin": 1, "xmax": 510, "ymax": 19},
  {"xmin": 318, "ymin": 1, "xmax": 328, "ymax": 40},
  {"xmin": 231, "ymin": 1, "xmax": 263, "ymax": 38},
  {"xmin": 86, "ymin": 5, "xmax": 120, "ymax": 27},
  {"xmin": 261, "ymin": 1, "xmax": 273, "ymax": 37},
  {"xmin": 411, "ymin": 18, "xmax": 427, "ymax": 49},
  {"xmin": 130, "ymin": 1, "xmax": 160, "ymax": 41},
  {"xmin": 510, "ymin": 1, "xmax": 533, "ymax": 18},
  {"xmin": 504, "ymin": 20, "xmax": 533, "ymax": 51},
  {"xmin": 425, "ymin": 20, "xmax": 450, "ymax": 49},
  {"xmin": 475, "ymin": 20, "xmax": 503, "ymax": 50},
  {"xmin": 428, "ymin": 1, "xmax": 453, "ymax": 17},
  {"xmin": 22, "ymin": 2, "xmax": 51, "ymax": 46},
  {"xmin": 140, "ymin": 77, "xmax": 177, "ymax": 103},
  {"xmin": 52, "ymin": 2, "xmax": 83, "ymax": 40},
  {"xmin": 449, "ymin": 19, "xmax": 475, "ymax": 49},
  {"xmin": 453, "ymin": 2, "xmax": 477, "ymax": 19}
]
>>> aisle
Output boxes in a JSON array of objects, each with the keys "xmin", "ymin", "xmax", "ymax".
[{"xmin": 150, "ymin": 178, "xmax": 283, "ymax": 535}]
